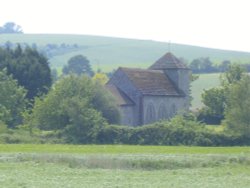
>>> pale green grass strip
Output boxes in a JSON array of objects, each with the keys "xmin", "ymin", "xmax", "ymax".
[{"xmin": 0, "ymin": 144, "xmax": 250, "ymax": 154}]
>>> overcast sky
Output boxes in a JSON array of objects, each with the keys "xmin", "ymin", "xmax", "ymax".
[{"xmin": 1, "ymin": 0, "xmax": 250, "ymax": 52}]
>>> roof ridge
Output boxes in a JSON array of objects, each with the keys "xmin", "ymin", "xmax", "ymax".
[{"xmin": 119, "ymin": 67, "xmax": 163, "ymax": 73}]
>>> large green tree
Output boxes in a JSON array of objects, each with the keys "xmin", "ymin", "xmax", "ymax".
[
  {"xmin": 224, "ymin": 75, "xmax": 250, "ymax": 135},
  {"xmin": 0, "ymin": 45, "xmax": 52, "ymax": 99},
  {"xmin": 220, "ymin": 64, "xmax": 245, "ymax": 86},
  {"xmin": 201, "ymin": 87, "xmax": 226, "ymax": 118},
  {"xmin": 63, "ymin": 55, "xmax": 94, "ymax": 76},
  {"xmin": 27, "ymin": 75, "xmax": 120, "ymax": 143},
  {"xmin": 0, "ymin": 69, "xmax": 27, "ymax": 128},
  {"xmin": 200, "ymin": 64, "xmax": 245, "ymax": 124}
]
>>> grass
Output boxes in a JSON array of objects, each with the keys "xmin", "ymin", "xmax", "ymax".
[
  {"xmin": 0, "ymin": 145, "xmax": 250, "ymax": 187},
  {"xmin": 1, "ymin": 34, "xmax": 250, "ymax": 72},
  {"xmin": 1, "ymin": 144, "xmax": 250, "ymax": 154},
  {"xmin": 191, "ymin": 73, "xmax": 221, "ymax": 109},
  {"xmin": 1, "ymin": 161, "xmax": 249, "ymax": 188},
  {"xmin": 0, "ymin": 34, "xmax": 248, "ymax": 109}
]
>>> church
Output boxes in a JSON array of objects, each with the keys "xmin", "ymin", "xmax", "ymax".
[{"xmin": 106, "ymin": 52, "xmax": 190, "ymax": 126}]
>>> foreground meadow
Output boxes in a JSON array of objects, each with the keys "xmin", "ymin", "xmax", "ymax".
[{"xmin": 0, "ymin": 145, "xmax": 250, "ymax": 188}]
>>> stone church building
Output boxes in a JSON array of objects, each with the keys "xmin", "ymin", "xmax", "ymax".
[{"xmin": 106, "ymin": 52, "xmax": 190, "ymax": 126}]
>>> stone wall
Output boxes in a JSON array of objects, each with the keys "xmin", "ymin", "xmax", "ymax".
[
  {"xmin": 120, "ymin": 105, "xmax": 136, "ymax": 126},
  {"xmin": 108, "ymin": 68, "xmax": 142, "ymax": 126},
  {"xmin": 142, "ymin": 96, "xmax": 187, "ymax": 125}
]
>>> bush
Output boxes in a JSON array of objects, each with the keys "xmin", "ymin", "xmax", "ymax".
[
  {"xmin": 96, "ymin": 125, "xmax": 133, "ymax": 144},
  {"xmin": 96, "ymin": 116, "xmax": 250, "ymax": 146}
]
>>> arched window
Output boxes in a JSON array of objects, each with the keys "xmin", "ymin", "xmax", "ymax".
[
  {"xmin": 145, "ymin": 103, "xmax": 156, "ymax": 124},
  {"xmin": 158, "ymin": 103, "xmax": 168, "ymax": 120},
  {"xmin": 171, "ymin": 104, "xmax": 177, "ymax": 117}
]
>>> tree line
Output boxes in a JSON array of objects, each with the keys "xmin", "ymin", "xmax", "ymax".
[{"xmin": 189, "ymin": 57, "xmax": 250, "ymax": 73}]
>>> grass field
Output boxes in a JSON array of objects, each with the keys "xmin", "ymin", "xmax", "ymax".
[
  {"xmin": 1, "ymin": 34, "xmax": 250, "ymax": 72},
  {"xmin": 0, "ymin": 34, "xmax": 247, "ymax": 108},
  {"xmin": 1, "ymin": 145, "xmax": 250, "ymax": 188},
  {"xmin": 191, "ymin": 73, "xmax": 221, "ymax": 109}
]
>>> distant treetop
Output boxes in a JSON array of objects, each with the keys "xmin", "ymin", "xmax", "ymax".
[{"xmin": 0, "ymin": 22, "xmax": 23, "ymax": 34}]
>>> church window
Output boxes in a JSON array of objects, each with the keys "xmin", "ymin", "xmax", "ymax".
[
  {"xmin": 158, "ymin": 103, "xmax": 168, "ymax": 120},
  {"xmin": 146, "ymin": 103, "xmax": 156, "ymax": 124},
  {"xmin": 171, "ymin": 104, "xmax": 177, "ymax": 117}
]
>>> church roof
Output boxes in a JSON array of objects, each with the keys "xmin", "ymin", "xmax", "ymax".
[
  {"xmin": 106, "ymin": 84, "xmax": 134, "ymax": 106},
  {"xmin": 119, "ymin": 67, "xmax": 182, "ymax": 96},
  {"xmin": 149, "ymin": 52, "xmax": 188, "ymax": 70}
]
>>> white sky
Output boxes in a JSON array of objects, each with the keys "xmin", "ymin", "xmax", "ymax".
[{"xmin": 1, "ymin": 0, "xmax": 250, "ymax": 52}]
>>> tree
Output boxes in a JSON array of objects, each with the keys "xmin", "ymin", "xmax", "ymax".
[
  {"xmin": 189, "ymin": 57, "xmax": 214, "ymax": 73},
  {"xmin": 0, "ymin": 69, "xmax": 27, "ymax": 128},
  {"xmin": 199, "ymin": 64, "xmax": 245, "ymax": 124},
  {"xmin": 224, "ymin": 75, "xmax": 250, "ymax": 135},
  {"xmin": 0, "ymin": 22, "xmax": 23, "ymax": 34},
  {"xmin": 63, "ymin": 55, "xmax": 94, "ymax": 76},
  {"xmin": 92, "ymin": 82, "xmax": 121, "ymax": 124},
  {"xmin": 189, "ymin": 59, "xmax": 201, "ymax": 73},
  {"xmin": 200, "ymin": 87, "xmax": 226, "ymax": 124},
  {"xmin": 27, "ymin": 75, "xmax": 120, "ymax": 143},
  {"xmin": 220, "ymin": 64, "xmax": 245, "ymax": 87},
  {"xmin": 92, "ymin": 72, "xmax": 108, "ymax": 85},
  {"xmin": 200, "ymin": 57, "xmax": 214, "ymax": 73},
  {"xmin": 0, "ymin": 45, "xmax": 52, "ymax": 99},
  {"xmin": 218, "ymin": 60, "xmax": 231, "ymax": 72}
]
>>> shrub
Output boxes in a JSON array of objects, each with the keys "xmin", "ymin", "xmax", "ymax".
[{"xmin": 96, "ymin": 116, "xmax": 250, "ymax": 146}]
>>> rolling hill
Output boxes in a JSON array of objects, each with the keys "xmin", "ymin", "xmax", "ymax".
[
  {"xmin": 1, "ymin": 34, "xmax": 249, "ymax": 109},
  {"xmin": 1, "ymin": 34, "xmax": 250, "ymax": 72}
]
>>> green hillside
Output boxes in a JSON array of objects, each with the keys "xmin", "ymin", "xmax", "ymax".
[
  {"xmin": 191, "ymin": 73, "xmax": 221, "ymax": 109},
  {"xmin": 1, "ymin": 34, "xmax": 250, "ymax": 72}
]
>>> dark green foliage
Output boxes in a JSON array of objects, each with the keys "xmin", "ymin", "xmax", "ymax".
[
  {"xmin": 51, "ymin": 68, "xmax": 58, "ymax": 83},
  {"xmin": 218, "ymin": 60, "xmax": 231, "ymax": 72},
  {"xmin": 199, "ymin": 64, "xmax": 246, "ymax": 124},
  {"xmin": 0, "ymin": 69, "xmax": 27, "ymax": 128},
  {"xmin": 189, "ymin": 57, "xmax": 250, "ymax": 74},
  {"xmin": 224, "ymin": 75, "xmax": 250, "ymax": 135},
  {"xmin": 97, "ymin": 125, "xmax": 133, "ymax": 144},
  {"xmin": 199, "ymin": 87, "xmax": 225, "ymax": 124},
  {"xmin": 96, "ymin": 116, "xmax": 250, "ymax": 146},
  {"xmin": 202, "ymin": 87, "xmax": 225, "ymax": 116},
  {"xmin": 220, "ymin": 64, "xmax": 245, "ymax": 86},
  {"xmin": 63, "ymin": 55, "xmax": 94, "ymax": 76},
  {"xmin": 60, "ymin": 98, "xmax": 106, "ymax": 144},
  {"xmin": 29, "ymin": 75, "xmax": 99, "ymax": 130},
  {"xmin": 189, "ymin": 57, "xmax": 215, "ymax": 73},
  {"xmin": 27, "ymin": 75, "xmax": 120, "ymax": 144},
  {"xmin": 197, "ymin": 109, "xmax": 223, "ymax": 125},
  {"xmin": 0, "ymin": 45, "xmax": 52, "ymax": 99}
]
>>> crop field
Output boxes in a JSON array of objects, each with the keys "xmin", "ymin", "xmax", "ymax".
[{"xmin": 0, "ymin": 145, "xmax": 250, "ymax": 188}]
